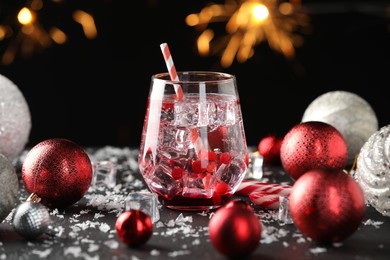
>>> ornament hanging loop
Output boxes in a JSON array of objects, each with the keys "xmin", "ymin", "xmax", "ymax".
[{"xmin": 26, "ymin": 193, "xmax": 42, "ymax": 203}]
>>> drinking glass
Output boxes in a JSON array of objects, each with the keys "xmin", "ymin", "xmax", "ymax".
[{"xmin": 138, "ymin": 71, "xmax": 249, "ymax": 210}]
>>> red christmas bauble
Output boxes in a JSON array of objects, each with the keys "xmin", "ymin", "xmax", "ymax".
[
  {"xmin": 224, "ymin": 199, "xmax": 254, "ymax": 212},
  {"xmin": 115, "ymin": 210, "xmax": 153, "ymax": 247},
  {"xmin": 280, "ymin": 121, "xmax": 348, "ymax": 180},
  {"xmin": 209, "ymin": 201, "xmax": 261, "ymax": 257},
  {"xmin": 258, "ymin": 134, "xmax": 283, "ymax": 165},
  {"xmin": 22, "ymin": 138, "xmax": 93, "ymax": 208},
  {"xmin": 289, "ymin": 169, "xmax": 365, "ymax": 243}
]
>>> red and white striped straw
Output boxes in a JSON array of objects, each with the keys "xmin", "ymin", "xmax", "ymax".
[
  {"xmin": 160, "ymin": 42, "xmax": 184, "ymax": 101},
  {"xmin": 159, "ymin": 42, "xmax": 208, "ymax": 155}
]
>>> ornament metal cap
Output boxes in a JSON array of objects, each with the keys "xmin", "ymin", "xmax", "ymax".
[{"xmin": 26, "ymin": 193, "xmax": 42, "ymax": 203}]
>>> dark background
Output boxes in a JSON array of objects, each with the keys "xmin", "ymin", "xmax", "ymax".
[{"xmin": 0, "ymin": 0, "xmax": 389, "ymax": 148}]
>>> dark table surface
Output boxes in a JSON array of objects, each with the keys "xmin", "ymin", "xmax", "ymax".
[{"xmin": 0, "ymin": 146, "xmax": 389, "ymax": 260}]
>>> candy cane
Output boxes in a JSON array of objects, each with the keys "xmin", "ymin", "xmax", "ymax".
[
  {"xmin": 249, "ymin": 191, "xmax": 291, "ymax": 209},
  {"xmin": 235, "ymin": 180, "xmax": 292, "ymax": 209},
  {"xmin": 236, "ymin": 180, "xmax": 292, "ymax": 196},
  {"xmin": 249, "ymin": 192, "xmax": 281, "ymax": 209}
]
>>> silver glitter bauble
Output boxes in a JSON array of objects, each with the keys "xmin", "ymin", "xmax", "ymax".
[
  {"xmin": 12, "ymin": 201, "xmax": 51, "ymax": 239},
  {"xmin": 0, "ymin": 74, "xmax": 31, "ymax": 162},
  {"xmin": 354, "ymin": 125, "xmax": 390, "ymax": 217},
  {"xmin": 302, "ymin": 90, "xmax": 378, "ymax": 166},
  {"xmin": 0, "ymin": 153, "xmax": 19, "ymax": 222}
]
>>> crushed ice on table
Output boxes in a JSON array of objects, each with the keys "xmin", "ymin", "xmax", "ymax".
[
  {"xmin": 363, "ymin": 219, "xmax": 384, "ymax": 228},
  {"xmin": 310, "ymin": 247, "xmax": 328, "ymax": 254}
]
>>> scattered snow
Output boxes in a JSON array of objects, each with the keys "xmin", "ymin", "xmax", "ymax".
[{"xmin": 2, "ymin": 146, "xmax": 386, "ymax": 259}]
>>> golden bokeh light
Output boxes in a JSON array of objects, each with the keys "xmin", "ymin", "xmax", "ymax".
[
  {"xmin": 0, "ymin": 0, "xmax": 98, "ymax": 65},
  {"xmin": 17, "ymin": 8, "xmax": 34, "ymax": 25},
  {"xmin": 73, "ymin": 10, "xmax": 97, "ymax": 40},
  {"xmin": 252, "ymin": 4, "xmax": 269, "ymax": 22},
  {"xmin": 197, "ymin": 29, "xmax": 214, "ymax": 56},
  {"xmin": 186, "ymin": 0, "xmax": 311, "ymax": 68},
  {"xmin": 49, "ymin": 27, "xmax": 67, "ymax": 44}
]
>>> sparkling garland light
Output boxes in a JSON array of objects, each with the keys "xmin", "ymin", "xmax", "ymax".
[
  {"xmin": 186, "ymin": 0, "xmax": 311, "ymax": 67},
  {"xmin": 0, "ymin": 0, "xmax": 97, "ymax": 65}
]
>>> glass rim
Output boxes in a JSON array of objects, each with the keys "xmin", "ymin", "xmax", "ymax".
[{"xmin": 152, "ymin": 71, "xmax": 235, "ymax": 84}]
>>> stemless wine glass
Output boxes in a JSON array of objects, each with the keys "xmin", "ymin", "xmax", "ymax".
[{"xmin": 138, "ymin": 71, "xmax": 249, "ymax": 210}]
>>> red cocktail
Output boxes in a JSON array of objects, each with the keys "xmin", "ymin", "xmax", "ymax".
[{"xmin": 138, "ymin": 72, "xmax": 248, "ymax": 210}]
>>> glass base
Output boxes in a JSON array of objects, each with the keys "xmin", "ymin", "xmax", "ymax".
[
  {"xmin": 157, "ymin": 194, "xmax": 230, "ymax": 211},
  {"xmin": 164, "ymin": 205, "xmax": 221, "ymax": 211}
]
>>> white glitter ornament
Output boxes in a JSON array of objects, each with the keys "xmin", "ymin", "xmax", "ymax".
[
  {"xmin": 354, "ymin": 125, "xmax": 390, "ymax": 217},
  {"xmin": 302, "ymin": 90, "xmax": 378, "ymax": 166},
  {"xmin": 0, "ymin": 153, "xmax": 19, "ymax": 222},
  {"xmin": 0, "ymin": 74, "xmax": 31, "ymax": 162}
]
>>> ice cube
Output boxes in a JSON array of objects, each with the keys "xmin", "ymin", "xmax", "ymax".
[
  {"xmin": 182, "ymin": 173, "xmax": 213, "ymax": 198},
  {"xmin": 125, "ymin": 192, "xmax": 160, "ymax": 223},
  {"xmin": 150, "ymin": 164, "xmax": 183, "ymax": 199},
  {"xmin": 174, "ymin": 102, "xmax": 198, "ymax": 127},
  {"xmin": 225, "ymin": 100, "xmax": 236, "ymax": 125},
  {"xmin": 91, "ymin": 160, "xmax": 117, "ymax": 188},
  {"xmin": 278, "ymin": 195, "xmax": 294, "ymax": 225},
  {"xmin": 245, "ymin": 153, "xmax": 264, "ymax": 180}
]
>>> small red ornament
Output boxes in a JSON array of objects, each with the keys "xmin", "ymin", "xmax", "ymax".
[
  {"xmin": 280, "ymin": 121, "xmax": 348, "ymax": 180},
  {"xmin": 115, "ymin": 210, "xmax": 153, "ymax": 247},
  {"xmin": 22, "ymin": 138, "xmax": 93, "ymax": 208},
  {"xmin": 289, "ymin": 169, "xmax": 365, "ymax": 243},
  {"xmin": 208, "ymin": 200, "xmax": 261, "ymax": 257},
  {"xmin": 258, "ymin": 134, "xmax": 283, "ymax": 165},
  {"xmin": 224, "ymin": 199, "xmax": 253, "ymax": 212}
]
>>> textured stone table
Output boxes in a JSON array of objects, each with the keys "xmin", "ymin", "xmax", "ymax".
[{"xmin": 0, "ymin": 146, "xmax": 389, "ymax": 260}]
